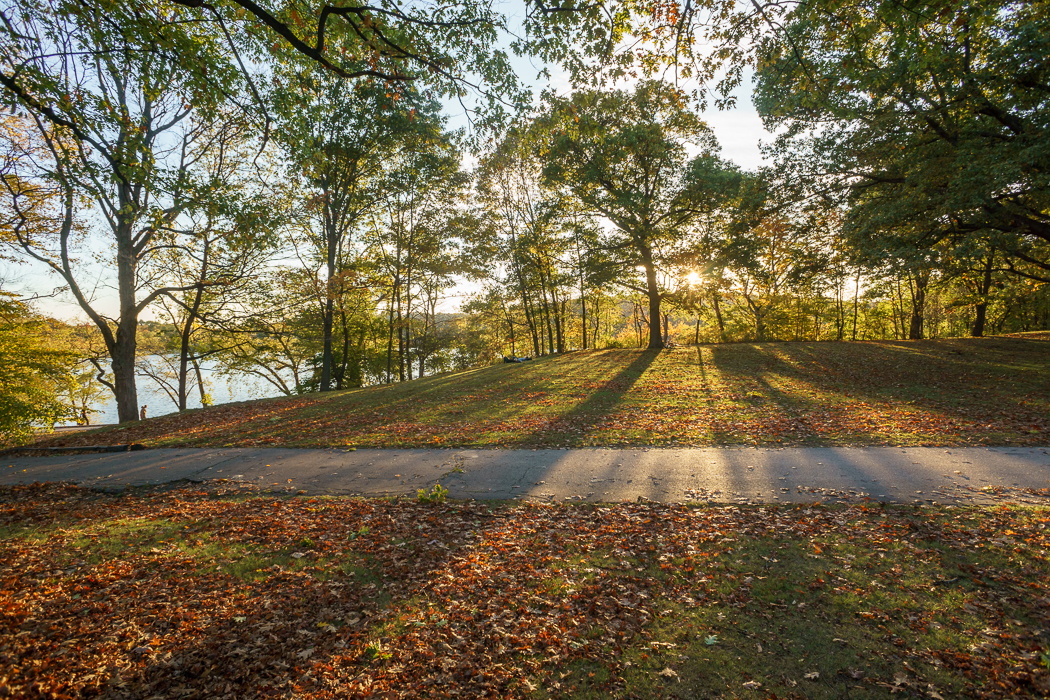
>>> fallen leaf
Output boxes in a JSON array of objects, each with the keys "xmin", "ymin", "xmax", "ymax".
[{"xmin": 658, "ymin": 667, "xmax": 679, "ymax": 682}]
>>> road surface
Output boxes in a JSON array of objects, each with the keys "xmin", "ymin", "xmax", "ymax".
[{"xmin": 4, "ymin": 445, "xmax": 1050, "ymax": 505}]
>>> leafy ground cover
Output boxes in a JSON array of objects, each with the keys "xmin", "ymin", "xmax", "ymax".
[
  {"xmin": 37, "ymin": 336, "xmax": 1050, "ymax": 449},
  {"xmin": 1, "ymin": 482, "xmax": 1048, "ymax": 698}
]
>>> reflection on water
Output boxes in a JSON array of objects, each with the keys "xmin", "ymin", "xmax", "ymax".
[{"xmin": 62, "ymin": 358, "xmax": 281, "ymax": 426}]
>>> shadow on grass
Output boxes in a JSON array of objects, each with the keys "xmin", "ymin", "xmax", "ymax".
[
  {"xmin": 707, "ymin": 339, "xmax": 1050, "ymax": 444},
  {"xmin": 8, "ymin": 486, "xmax": 1049, "ymax": 699},
  {"xmin": 521, "ymin": 349, "xmax": 661, "ymax": 445},
  {"xmin": 43, "ymin": 337, "xmax": 1049, "ymax": 449}
]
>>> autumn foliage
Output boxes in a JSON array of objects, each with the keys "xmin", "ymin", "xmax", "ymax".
[{"xmin": 1, "ymin": 482, "xmax": 1048, "ymax": 698}]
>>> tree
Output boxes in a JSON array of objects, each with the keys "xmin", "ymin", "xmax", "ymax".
[
  {"xmin": 368, "ymin": 126, "xmax": 467, "ymax": 381},
  {"xmin": 213, "ymin": 268, "xmax": 320, "ymax": 396},
  {"xmin": 136, "ymin": 111, "xmax": 279, "ymax": 411},
  {"xmin": 276, "ymin": 72, "xmax": 440, "ymax": 391},
  {"xmin": 0, "ymin": 294, "xmax": 77, "ymax": 443},
  {"xmin": 477, "ymin": 127, "xmax": 553, "ymax": 357},
  {"xmin": 753, "ymin": 0, "xmax": 1050, "ymax": 283},
  {"xmin": 538, "ymin": 80, "xmax": 739, "ymax": 349},
  {"xmin": 171, "ymin": 0, "xmax": 528, "ymax": 120},
  {"xmin": 0, "ymin": 2, "xmax": 251, "ymax": 422}
]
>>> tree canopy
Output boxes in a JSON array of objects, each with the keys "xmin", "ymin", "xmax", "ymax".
[
  {"xmin": 753, "ymin": 0, "xmax": 1050, "ymax": 282},
  {"xmin": 539, "ymin": 80, "xmax": 742, "ymax": 348}
]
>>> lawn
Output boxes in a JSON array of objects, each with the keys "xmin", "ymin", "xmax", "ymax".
[
  {"xmin": 1, "ymin": 482, "xmax": 1048, "ymax": 699},
  {"xmin": 39, "ymin": 336, "xmax": 1050, "ymax": 449}
]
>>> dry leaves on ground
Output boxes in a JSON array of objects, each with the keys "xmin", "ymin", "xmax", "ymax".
[{"xmin": 1, "ymin": 482, "xmax": 1048, "ymax": 698}]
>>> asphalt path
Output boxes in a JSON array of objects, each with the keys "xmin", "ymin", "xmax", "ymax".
[{"xmin": 3, "ymin": 446, "xmax": 1050, "ymax": 506}]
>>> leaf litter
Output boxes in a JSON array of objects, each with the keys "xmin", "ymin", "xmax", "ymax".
[
  {"xmin": 33, "ymin": 339, "xmax": 1050, "ymax": 451},
  {"xmin": 0, "ymin": 482, "xmax": 1048, "ymax": 698}
]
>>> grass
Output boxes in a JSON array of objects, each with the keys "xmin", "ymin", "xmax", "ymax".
[
  {"xmin": 1, "ymin": 482, "xmax": 1048, "ymax": 698},
  {"xmin": 39, "ymin": 336, "xmax": 1050, "ymax": 449}
]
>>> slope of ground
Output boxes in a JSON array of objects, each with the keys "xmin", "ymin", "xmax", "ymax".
[{"xmin": 39, "ymin": 337, "xmax": 1050, "ymax": 449}]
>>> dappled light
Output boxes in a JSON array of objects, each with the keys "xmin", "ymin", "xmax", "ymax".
[
  {"xmin": 2, "ymin": 482, "xmax": 1048, "ymax": 698},
  {"xmin": 36, "ymin": 339, "xmax": 1050, "ymax": 450},
  {"xmin": 2, "ymin": 1, "xmax": 1049, "ymax": 697}
]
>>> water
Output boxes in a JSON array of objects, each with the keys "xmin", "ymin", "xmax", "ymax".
[{"xmin": 64, "ymin": 358, "xmax": 281, "ymax": 426}]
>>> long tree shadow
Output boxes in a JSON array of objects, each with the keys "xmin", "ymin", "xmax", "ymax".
[
  {"xmin": 8, "ymin": 486, "xmax": 687, "ymax": 697},
  {"xmin": 12, "ymin": 484, "xmax": 1048, "ymax": 699},
  {"xmin": 705, "ymin": 343, "xmax": 827, "ymax": 444},
  {"xmin": 706, "ymin": 339, "xmax": 1050, "ymax": 444},
  {"xmin": 522, "ymin": 349, "xmax": 662, "ymax": 445}
]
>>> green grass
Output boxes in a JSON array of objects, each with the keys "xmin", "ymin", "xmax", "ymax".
[
  {"xmin": 7, "ymin": 514, "xmax": 381, "ymax": 582},
  {"xmin": 2, "ymin": 483, "xmax": 1047, "ymax": 698},
  {"xmin": 44, "ymin": 337, "xmax": 1050, "ymax": 449},
  {"xmin": 581, "ymin": 514, "xmax": 1047, "ymax": 699}
]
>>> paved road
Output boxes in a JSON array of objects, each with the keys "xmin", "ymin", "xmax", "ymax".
[{"xmin": 3, "ymin": 446, "xmax": 1050, "ymax": 505}]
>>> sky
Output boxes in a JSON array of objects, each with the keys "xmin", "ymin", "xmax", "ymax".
[{"xmin": 8, "ymin": 8, "xmax": 774, "ymax": 323}]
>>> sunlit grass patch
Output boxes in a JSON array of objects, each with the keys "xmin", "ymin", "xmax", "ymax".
[{"xmin": 34, "ymin": 337, "xmax": 1050, "ymax": 450}]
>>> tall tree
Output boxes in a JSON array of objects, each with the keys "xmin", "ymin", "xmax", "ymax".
[
  {"xmin": 141, "ymin": 113, "xmax": 278, "ymax": 410},
  {"xmin": 275, "ymin": 74, "xmax": 438, "ymax": 391},
  {"xmin": 476, "ymin": 127, "xmax": 555, "ymax": 357},
  {"xmin": 369, "ymin": 127, "xmax": 466, "ymax": 381},
  {"xmin": 538, "ymin": 80, "xmax": 739, "ymax": 349},
  {"xmin": 0, "ymin": 1, "xmax": 247, "ymax": 422}
]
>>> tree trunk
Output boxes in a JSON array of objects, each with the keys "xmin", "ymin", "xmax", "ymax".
[
  {"xmin": 177, "ymin": 310, "xmax": 195, "ymax": 412},
  {"xmin": 835, "ymin": 281, "xmax": 844, "ymax": 340},
  {"xmin": 516, "ymin": 272, "xmax": 539, "ymax": 357},
  {"xmin": 711, "ymin": 291, "xmax": 726, "ymax": 342},
  {"xmin": 405, "ymin": 230, "xmax": 414, "ymax": 381},
  {"xmin": 538, "ymin": 271, "xmax": 555, "ymax": 355},
  {"xmin": 971, "ymin": 249, "xmax": 994, "ymax": 337},
  {"xmin": 397, "ymin": 315, "xmax": 405, "ymax": 382},
  {"xmin": 321, "ymin": 296, "xmax": 335, "ymax": 390},
  {"xmin": 510, "ymin": 240, "xmax": 540, "ymax": 358},
  {"xmin": 503, "ymin": 298, "xmax": 517, "ymax": 357},
  {"xmin": 553, "ymin": 294, "xmax": 565, "ymax": 353},
  {"xmin": 633, "ymin": 303, "xmax": 642, "ymax": 347},
  {"xmin": 178, "ymin": 245, "xmax": 208, "ymax": 410},
  {"xmin": 113, "ymin": 231, "xmax": 140, "ymax": 423},
  {"xmin": 192, "ymin": 358, "xmax": 209, "ymax": 406},
  {"xmin": 525, "ymin": 293, "xmax": 540, "ymax": 357},
  {"xmin": 386, "ymin": 293, "xmax": 395, "ymax": 384},
  {"xmin": 580, "ymin": 290, "xmax": 587, "ymax": 351},
  {"xmin": 895, "ymin": 278, "xmax": 906, "ymax": 340},
  {"xmin": 641, "ymin": 246, "xmax": 663, "ymax": 349},
  {"xmin": 111, "ymin": 319, "xmax": 140, "ymax": 423},
  {"xmin": 908, "ymin": 272, "xmax": 928, "ymax": 340},
  {"xmin": 749, "ymin": 299, "xmax": 766, "ymax": 341},
  {"xmin": 591, "ymin": 296, "xmax": 601, "ymax": 349},
  {"xmin": 337, "ymin": 303, "xmax": 351, "ymax": 390},
  {"xmin": 350, "ymin": 328, "xmax": 367, "ymax": 388},
  {"xmin": 851, "ymin": 269, "xmax": 861, "ymax": 341},
  {"xmin": 320, "ymin": 216, "xmax": 338, "ymax": 391}
]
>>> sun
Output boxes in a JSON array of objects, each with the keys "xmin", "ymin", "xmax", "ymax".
[{"xmin": 685, "ymin": 271, "xmax": 703, "ymax": 286}]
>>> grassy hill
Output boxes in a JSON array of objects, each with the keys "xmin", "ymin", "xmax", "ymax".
[{"xmin": 43, "ymin": 336, "xmax": 1050, "ymax": 449}]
